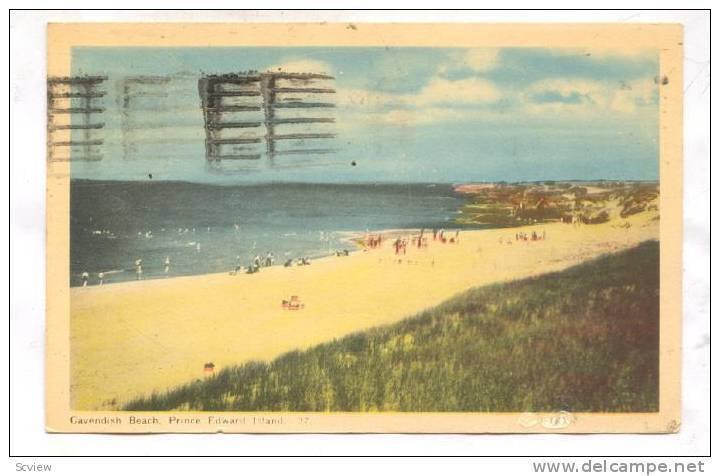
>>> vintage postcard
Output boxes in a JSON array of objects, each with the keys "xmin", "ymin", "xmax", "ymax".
[{"xmin": 45, "ymin": 22, "xmax": 683, "ymax": 433}]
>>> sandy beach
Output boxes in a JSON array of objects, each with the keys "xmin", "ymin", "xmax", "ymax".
[{"xmin": 70, "ymin": 212, "xmax": 659, "ymax": 410}]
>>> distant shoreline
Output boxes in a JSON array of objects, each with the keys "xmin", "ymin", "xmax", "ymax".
[
  {"xmin": 69, "ymin": 179, "xmax": 658, "ymax": 288},
  {"xmin": 71, "ymin": 226, "xmax": 474, "ymax": 289}
]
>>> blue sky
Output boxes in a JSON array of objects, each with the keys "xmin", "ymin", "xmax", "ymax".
[{"xmin": 69, "ymin": 46, "xmax": 659, "ymax": 183}]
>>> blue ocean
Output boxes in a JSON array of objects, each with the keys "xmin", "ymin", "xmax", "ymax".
[{"xmin": 70, "ymin": 180, "xmax": 472, "ymax": 286}]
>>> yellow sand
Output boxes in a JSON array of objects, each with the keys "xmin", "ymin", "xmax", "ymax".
[{"xmin": 71, "ymin": 213, "xmax": 659, "ymax": 410}]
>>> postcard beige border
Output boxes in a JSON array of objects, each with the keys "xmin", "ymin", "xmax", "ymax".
[{"xmin": 45, "ymin": 22, "xmax": 683, "ymax": 434}]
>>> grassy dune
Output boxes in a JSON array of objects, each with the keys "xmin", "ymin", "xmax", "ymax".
[
  {"xmin": 125, "ymin": 241, "xmax": 659, "ymax": 413},
  {"xmin": 455, "ymin": 181, "xmax": 659, "ymax": 226}
]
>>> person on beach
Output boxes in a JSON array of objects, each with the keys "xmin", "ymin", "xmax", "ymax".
[
  {"xmin": 81, "ymin": 271, "xmax": 89, "ymax": 287},
  {"xmin": 253, "ymin": 255, "xmax": 261, "ymax": 272},
  {"xmin": 164, "ymin": 256, "xmax": 170, "ymax": 276},
  {"xmin": 265, "ymin": 252, "xmax": 274, "ymax": 267},
  {"xmin": 98, "ymin": 272, "xmax": 104, "ymax": 286},
  {"xmin": 134, "ymin": 259, "xmax": 143, "ymax": 280}
]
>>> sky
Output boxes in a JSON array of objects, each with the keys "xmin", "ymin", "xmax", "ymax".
[{"xmin": 67, "ymin": 46, "xmax": 660, "ymax": 183}]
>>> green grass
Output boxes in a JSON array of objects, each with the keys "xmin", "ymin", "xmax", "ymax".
[{"xmin": 125, "ymin": 241, "xmax": 660, "ymax": 413}]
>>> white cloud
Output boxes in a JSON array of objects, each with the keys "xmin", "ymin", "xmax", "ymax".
[
  {"xmin": 463, "ymin": 49, "xmax": 500, "ymax": 71},
  {"xmin": 522, "ymin": 78, "xmax": 657, "ymax": 116},
  {"xmin": 415, "ymin": 77, "xmax": 501, "ymax": 106},
  {"xmin": 333, "ymin": 76, "xmax": 502, "ymax": 127},
  {"xmin": 337, "ymin": 77, "xmax": 500, "ymax": 109},
  {"xmin": 608, "ymin": 78, "xmax": 658, "ymax": 114},
  {"xmin": 438, "ymin": 49, "xmax": 500, "ymax": 76},
  {"xmin": 524, "ymin": 79, "xmax": 608, "ymax": 108},
  {"xmin": 336, "ymin": 52, "xmax": 657, "ymax": 128}
]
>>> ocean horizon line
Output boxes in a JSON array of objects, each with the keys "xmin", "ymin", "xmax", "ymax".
[{"xmin": 70, "ymin": 177, "xmax": 660, "ymax": 187}]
